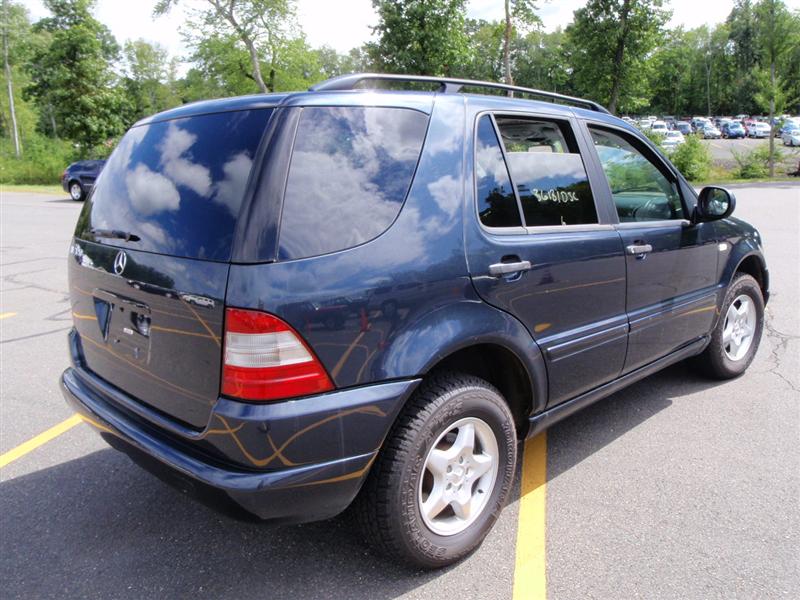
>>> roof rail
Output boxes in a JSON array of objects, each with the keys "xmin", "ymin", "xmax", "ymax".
[{"xmin": 309, "ymin": 73, "xmax": 610, "ymax": 114}]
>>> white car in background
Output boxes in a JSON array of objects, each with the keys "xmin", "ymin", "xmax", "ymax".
[
  {"xmin": 650, "ymin": 120, "xmax": 668, "ymax": 134},
  {"xmin": 749, "ymin": 122, "xmax": 772, "ymax": 138},
  {"xmin": 781, "ymin": 127, "xmax": 800, "ymax": 146},
  {"xmin": 703, "ymin": 124, "xmax": 722, "ymax": 139},
  {"xmin": 662, "ymin": 130, "xmax": 685, "ymax": 149}
]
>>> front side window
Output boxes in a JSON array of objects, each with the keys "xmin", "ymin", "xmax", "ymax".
[
  {"xmin": 494, "ymin": 116, "xmax": 597, "ymax": 227},
  {"xmin": 278, "ymin": 106, "xmax": 428, "ymax": 260},
  {"xmin": 589, "ymin": 127, "xmax": 684, "ymax": 222}
]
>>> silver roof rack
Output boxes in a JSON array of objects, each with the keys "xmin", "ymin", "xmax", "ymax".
[{"xmin": 309, "ymin": 73, "xmax": 610, "ymax": 114}]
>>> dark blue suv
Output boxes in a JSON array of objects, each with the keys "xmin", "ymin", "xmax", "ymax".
[
  {"xmin": 61, "ymin": 74, "xmax": 768, "ymax": 568},
  {"xmin": 61, "ymin": 160, "xmax": 105, "ymax": 201}
]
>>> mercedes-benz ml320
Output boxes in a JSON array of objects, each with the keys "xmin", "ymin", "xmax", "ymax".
[{"xmin": 62, "ymin": 74, "xmax": 769, "ymax": 568}]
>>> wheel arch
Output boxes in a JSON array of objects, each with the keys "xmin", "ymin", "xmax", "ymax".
[
  {"xmin": 372, "ymin": 301, "xmax": 547, "ymax": 437},
  {"xmin": 726, "ymin": 249, "xmax": 769, "ymax": 304}
]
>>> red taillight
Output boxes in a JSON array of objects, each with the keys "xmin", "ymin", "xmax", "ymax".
[{"xmin": 221, "ymin": 308, "xmax": 334, "ymax": 401}]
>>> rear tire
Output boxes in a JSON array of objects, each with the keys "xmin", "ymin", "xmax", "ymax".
[
  {"xmin": 355, "ymin": 372, "xmax": 517, "ymax": 568},
  {"xmin": 693, "ymin": 274, "xmax": 764, "ymax": 379},
  {"xmin": 69, "ymin": 181, "xmax": 85, "ymax": 201}
]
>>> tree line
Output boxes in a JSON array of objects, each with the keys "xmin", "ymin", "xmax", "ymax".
[{"xmin": 1, "ymin": 0, "xmax": 798, "ymax": 179}]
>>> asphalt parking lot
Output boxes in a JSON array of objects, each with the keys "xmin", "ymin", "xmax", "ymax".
[
  {"xmin": 1, "ymin": 185, "xmax": 798, "ymax": 599},
  {"xmin": 700, "ymin": 137, "xmax": 800, "ymax": 170}
]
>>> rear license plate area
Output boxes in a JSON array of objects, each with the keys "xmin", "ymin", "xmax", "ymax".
[{"xmin": 93, "ymin": 290, "xmax": 152, "ymax": 363}]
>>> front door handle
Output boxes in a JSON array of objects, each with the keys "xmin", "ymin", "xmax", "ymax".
[
  {"xmin": 626, "ymin": 244, "xmax": 653, "ymax": 255},
  {"xmin": 488, "ymin": 260, "xmax": 533, "ymax": 277}
]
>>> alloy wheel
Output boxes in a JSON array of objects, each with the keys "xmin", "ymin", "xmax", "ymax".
[
  {"xmin": 70, "ymin": 183, "xmax": 82, "ymax": 200},
  {"xmin": 723, "ymin": 294, "xmax": 756, "ymax": 361},
  {"xmin": 418, "ymin": 417, "xmax": 498, "ymax": 536}
]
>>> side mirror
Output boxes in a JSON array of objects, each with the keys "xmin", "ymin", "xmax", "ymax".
[{"xmin": 694, "ymin": 186, "xmax": 736, "ymax": 223}]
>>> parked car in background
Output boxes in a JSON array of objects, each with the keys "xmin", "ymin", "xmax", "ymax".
[
  {"xmin": 61, "ymin": 160, "xmax": 105, "ymax": 201},
  {"xmin": 676, "ymin": 121, "xmax": 692, "ymax": 135},
  {"xmin": 59, "ymin": 73, "xmax": 769, "ymax": 569},
  {"xmin": 722, "ymin": 122, "xmax": 746, "ymax": 139},
  {"xmin": 651, "ymin": 120, "xmax": 668, "ymax": 134},
  {"xmin": 749, "ymin": 122, "xmax": 771, "ymax": 138},
  {"xmin": 662, "ymin": 130, "xmax": 686, "ymax": 149},
  {"xmin": 702, "ymin": 124, "xmax": 722, "ymax": 139},
  {"xmin": 779, "ymin": 118, "xmax": 800, "ymax": 135},
  {"xmin": 691, "ymin": 116, "xmax": 710, "ymax": 131},
  {"xmin": 781, "ymin": 126, "xmax": 800, "ymax": 146}
]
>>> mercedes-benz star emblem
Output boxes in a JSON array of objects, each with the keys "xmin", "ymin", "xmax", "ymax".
[{"xmin": 113, "ymin": 250, "xmax": 127, "ymax": 275}]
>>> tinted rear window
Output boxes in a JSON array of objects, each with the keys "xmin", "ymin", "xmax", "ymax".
[
  {"xmin": 75, "ymin": 109, "xmax": 271, "ymax": 261},
  {"xmin": 278, "ymin": 106, "xmax": 429, "ymax": 260}
]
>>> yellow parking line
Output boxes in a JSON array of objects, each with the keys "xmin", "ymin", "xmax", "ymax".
[
  {"xmin": 0, "ymin": 312, "xmax": 17, "ymax": 320},
  {"xmin": 513, "ymin": 431, "xmax": 547, "ymax": 600},
  {"xmin": 0, "ymin": 414, "xmax": 82, "ymax": 469}
]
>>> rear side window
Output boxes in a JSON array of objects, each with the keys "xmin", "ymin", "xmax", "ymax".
[
  {"xmin": 76, "ymin": 109, "xmax": 271, "ymax": 261},
  {"xmin": 278, "ymin": 106, "xmax": 429, "ymax": 260},
  {"xmin": 494, "ymin": 116, "xmax": 597, "ymax": 227},
  {"xmin": 475, "ymin": 115, "xmax": 522, "ymax": 228}
]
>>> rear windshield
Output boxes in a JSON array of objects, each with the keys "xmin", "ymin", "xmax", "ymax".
[{"xmin": 75, "ymin": 109, "xmax": 272, "ymax": 261}]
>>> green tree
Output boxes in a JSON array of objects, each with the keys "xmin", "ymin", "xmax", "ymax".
[
  {"xmin": 567, "ymin": 0, "xmax": 670, "ymax": 114},
  {"xmin": 512, "ymin": 28, "xmax": 571, "ymax": 93},
  {"xmin": 121, "ymin": 39, "xmax": 180, "ymax": 120},
  {"xmin": 156, "ymin": 0, "xmax": 298, "ymax": 93},
  {"xmin": 502, "ymin": 0, "xmax": 539, "ymax": 85},
  {"xmin": 754, "ymin": 0, "xmax": 796, "ymax": 176},
  {"xmin": 2, "ymin": 0, "xmax": 28, "ymax": 156},
  {"xmin": 369, "ymin": 0, "xmax": 469, "ymax": 76},
  {"xmin": 454, "ymin": 18, "xmax": 504, "ymax": 82},
  {"xmin": 727, "ymin": 0, "xmax": 760, "ymax": 114},
  {"xmin": 24, "ymin": 0, "xmax": 126, "ymax": 150}
]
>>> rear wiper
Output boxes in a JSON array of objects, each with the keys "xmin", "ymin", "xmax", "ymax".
[{"xmin": 90, "ymin": 228, "xmax": 141, "ymax": 242}]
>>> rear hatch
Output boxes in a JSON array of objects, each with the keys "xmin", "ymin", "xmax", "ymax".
[{"xmin": 68, "ymin": 108, "xmax": 273, "ymax": 429}]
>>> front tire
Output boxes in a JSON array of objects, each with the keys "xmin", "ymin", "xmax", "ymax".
[
  {"xmin": 356, "ymin": 372, "xmax": 517, "ymax": 568},
  {"xmin": 693, "ymin": 274, "xmax": 764, "ymax": 379}
]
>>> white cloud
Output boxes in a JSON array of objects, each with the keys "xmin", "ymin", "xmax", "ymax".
[
  {"xmin": 280, "ymin": 148, "xmax": 400, "ymax": 257},
  {"xmin": 506, "ymin": 152, "xmax": 587, "ymax": 184},
  {"xmin": 214, "ymin": 151, "xmax": 253, "ymax": 216},
  {"xmin": 158, "ymin": 122, "xmax": 212, "ymax": 196},
  {"xmin": 124, "ymin": 164, "xmax": 181, "ymax": 216}
]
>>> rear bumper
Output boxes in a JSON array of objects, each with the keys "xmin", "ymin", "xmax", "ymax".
[{"xmin": 61, "ymin": 332, "xmax": 418, "ymax": 522}]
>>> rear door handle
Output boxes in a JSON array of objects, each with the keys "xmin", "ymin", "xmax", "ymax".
[
  {"xmin": 488, "ymin": 261, "xmax": 533, "ymax": 277},
  {"xmin": 626, "ymin": 244, "xmax": 653, "ymax": 255}
]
